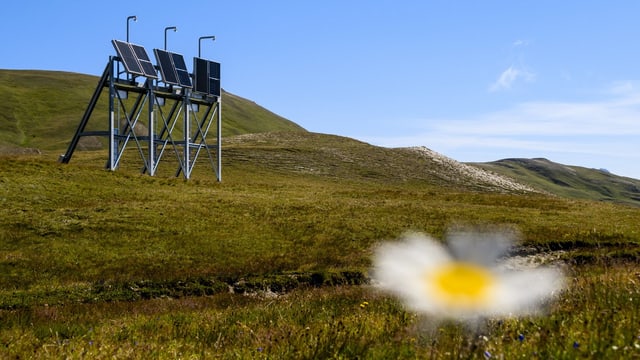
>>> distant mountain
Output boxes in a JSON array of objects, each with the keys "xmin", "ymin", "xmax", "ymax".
[
  {"xmin": 0, "ymin": 69, "xmax": 304, "ymax": 151},
  {"xmin": 472, "ymin": 158, "xmax": 640, "ymax": 207}
]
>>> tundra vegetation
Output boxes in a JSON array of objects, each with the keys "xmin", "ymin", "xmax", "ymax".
[
  {"xmin": 1, "ymin": 70, "xmax": 639, "ymax": 359},
  {"xmin": 1, "ymin": 133, "xmax": 639, "ymax": 359}
]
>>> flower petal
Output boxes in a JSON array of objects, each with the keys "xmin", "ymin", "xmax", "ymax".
[
  {"xmin": 372, "ymin": 233, "xmax": 451, "ymax": 312},
  {"xmin": 371, "ymin": 230, "xmax": 565, "ymax": 322},
  {"xmin": 489, "ymin": 267, "xmax": 565, "ymax": 316},
  {"xmin": 446, "ymin": 228, "xmax": 515, "ymax": 265}
]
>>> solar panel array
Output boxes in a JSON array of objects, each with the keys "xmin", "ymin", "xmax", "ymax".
[
  {"xmin": 153, "ymin": 49, "xmax": 192, "ymax": 88},
  {"xmin": 153, "ymin": 49, "xmax": 179, "ymax": 85},
  {"xmin": 111, "ymin": 40, "xmax": 157, "ymax": 79},
  {"xmin": 193, "ymin": 57, "xmax": 221, "ymax": 96},
  {"xmin": 112, "ymin": 40, "xmax": 219, "ymax": 93}
]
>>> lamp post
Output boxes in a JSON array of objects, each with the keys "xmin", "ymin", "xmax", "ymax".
[
  {"xmin": 126, "ymin": 15, "xmax": 137, "ymax": 42},
  {"xmin": 198, "ymin": 35, "xmax": 216, "ymax": 58},
  {"xmin": 164, "ymin": 26, "xmax": 177, "ymax": 50}
]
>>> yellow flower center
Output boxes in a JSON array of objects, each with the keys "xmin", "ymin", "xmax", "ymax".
[{"xmin": 427, "ymin": 261, "xmax": 496, "ymax": 308}]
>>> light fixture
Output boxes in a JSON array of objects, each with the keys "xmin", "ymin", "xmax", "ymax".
[
  {"xmin": 198, "ymin": 35, "xmax": 216, "ymax": 58},
  {"xmin": 164, "ymin": 26, "xmax": 177, "ymax": 50},
  {"xmin": 126, "ymin": 15, "xmax": 137, "ymax": 42}
]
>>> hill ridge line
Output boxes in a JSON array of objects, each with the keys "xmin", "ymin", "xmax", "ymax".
[{"xmin": 404, "ymin": 146, "xmax": 540, "ymax": 193}]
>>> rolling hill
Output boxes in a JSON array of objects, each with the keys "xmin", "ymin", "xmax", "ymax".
[
  {"xmin": 473, "ymin": 158, "xmax": 640, "ymax": 207},
  {"xmin": 223, "ymin": 131, "xmax": 537, "ymax": 193},
  {"xmin": 1, "ymin": 69, "xmax": 639, "ymax": 206},
  {"xmin": 0, "ymin": 69, "xmax": 304, "ymax": 151}
]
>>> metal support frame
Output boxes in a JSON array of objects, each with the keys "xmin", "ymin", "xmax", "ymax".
[
  {"xmin": 109, "ymin": 75, "xmax": 151, "ymax": 171},
  {"xmin": 59, "ymin": 59, "xmax": 112, "ymax": 164},
  {"xmin": 143, "ymin": 89, "xmax": 183, "ymax": 175},
  {"xmin": 61, "ymin": 55, "xmax": 222, "ymax": 181},
  {"xmin": 175, "ymin": 93, "xmax": 221, "ymax": 179}
]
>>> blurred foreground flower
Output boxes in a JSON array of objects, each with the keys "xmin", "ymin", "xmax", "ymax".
[{"xmin": 372, "ymin": 230, "xmax": 564, "ymax": 321}]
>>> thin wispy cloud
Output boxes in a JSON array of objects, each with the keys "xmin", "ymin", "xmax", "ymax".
[
  {"xmin": 489, "ymin": 66, "xmax": 535, "ymax": 92},
  {"xmin": 360, "ymin": 82, "xmax": 640, "ymax": 178},
  {"xmin": 385, "ymin": 87, "xmax": 640, "ymax": 141},
  {"xmin": 438, "ymin": 92, "xmax": 640, "ymax": 137},
  {"xmin": 489, "ymin": 39, "xmax": 535, "ymax": 92},
  {"xmin": 606, "ymin": 80, "xmax": 634, "ymax": 95}
]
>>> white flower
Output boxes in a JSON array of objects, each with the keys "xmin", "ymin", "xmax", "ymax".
[{"xmin": 372, "ymin": 230, "xmax": 564, "ymax": 321}]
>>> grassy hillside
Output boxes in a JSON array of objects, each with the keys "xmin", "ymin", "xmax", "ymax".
[
  {"xmin": 474, "ymin": 158, "xmax": 640, "ymax": 207},
  {"xmin": 2, "ymin": 70, "xmax": 640, "ymax": 358},
  {"xmin": 0, "ymin": 69, "xmax": 304, "ymax": 151},
  {"xmin": 2, "ymin": 136, "xmax": 639, "ymax": 300},
  {"xmin": 1, "ymin": 139, "xmax": 639, "ymax": 357},
  {"xmin": 223, "ymin": 132, "xmax": 536, "ymax": 192},
  {"xmin": 222, "ymin": 91, "xmax": 305, "ymax": 135},
  {"xmin": 3, "ymin": 69, "xmax": 638, "ymax": 206}
]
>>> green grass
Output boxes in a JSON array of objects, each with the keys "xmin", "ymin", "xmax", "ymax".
[
  {"xmin": 475, "ymin": 158, "xmax": 640, "ymax": 207},
  {"xmin": 0, "ymin": 70, "xmax": 96, "ymax": 149},
  {"xmin": 1, "ymin": 266, "xmax": 639, "ymax": 358},
  {"xmin": 0, "ymin": 137, "xmax": 640, "ymax": 357},
  {"xmin": 2, "ymin": 69, "xmax": 640, "ymax": 359},
  {"xmin": 221, "ymin": 92, "xmax": 305, "ymax": 135},
  {"xmin": 0, "ymin": 69, "xmax": 304, "ymax": 151},
  {"xmin": 1, "ymin": 80, "xmax": 640, "ymax": 359},
  {"xmin": 2, "ymin": 147, "xmax": 638, "ymax": 297}
]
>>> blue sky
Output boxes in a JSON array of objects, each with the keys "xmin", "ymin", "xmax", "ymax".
[{"xmin": 2, "ymin": 1, "xmax": 640, "ymax": 179}]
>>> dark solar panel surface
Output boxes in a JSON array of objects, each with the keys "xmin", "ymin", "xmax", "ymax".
[
  {"xmin": 194, "ymin": 57, "xmax": 209, "ymax": 94},
  {"xmin": 153, "ymin": 49, "xmax": 179, "ymax": 85},
  {"xmin": 209, "ymin": 61, "xmax": 221, "ymax": 96},
  {"xmin": 209, "ymin": 78, "xmax": 221, "ymax": 97},
  {"xmin": 131, "ymin": 44, "xmax": 158, "ymax": 78},
  {"xmin": 112, "ymin": 40, "xmax": 143, "ymax": 76},
  {"xmin": 171, "ymin": 53, "xmax": 192, "ymax": 88},
  {"xmin": 209, "ymin": 61, "xmax": 221, "ymax": 80},
  {"xmin": 193, "ymin": 57, "xmax": 221, "ymax": 96}
]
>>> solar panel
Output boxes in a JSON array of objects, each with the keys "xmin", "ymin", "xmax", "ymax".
[
  {"xmin": 112, "ymin": 40, "xmax": 143, "ymax": 76},
  {"xmin": 193, "ymin": 57, "xmax": 221, "ymax": 96},
  {"xmin": 131, "ymin": 44, "xmax": 158, "ymax": 78},
  {"xmin": 209, "ymin": 78, "xmax": 221, "ymax": 97},
  {"xmin": 111, "ymin": 40, "xmax": 158, "ymax": 79},
  {"xmin": 170, "ymin": 53, "xmax": 192, "ymax": 88},
  {"xmin": 209, "ymin": 61, "xmax": 221, "ymax": 96},
  {"xmin": 153, "ymin": 49, "xmax": 179, "ymax": 86},
  {"xmin": 209, "ymin": 61, "xmax": 221, "ymax": 79},
  {"xmin": 194, "ymin": 57, "xmax": 209, "ymax": 94}
]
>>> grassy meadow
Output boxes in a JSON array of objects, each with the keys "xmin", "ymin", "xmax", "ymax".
[{"xmin": 1, "ymin": 134, "xmax": 640, "ymax": 358}]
